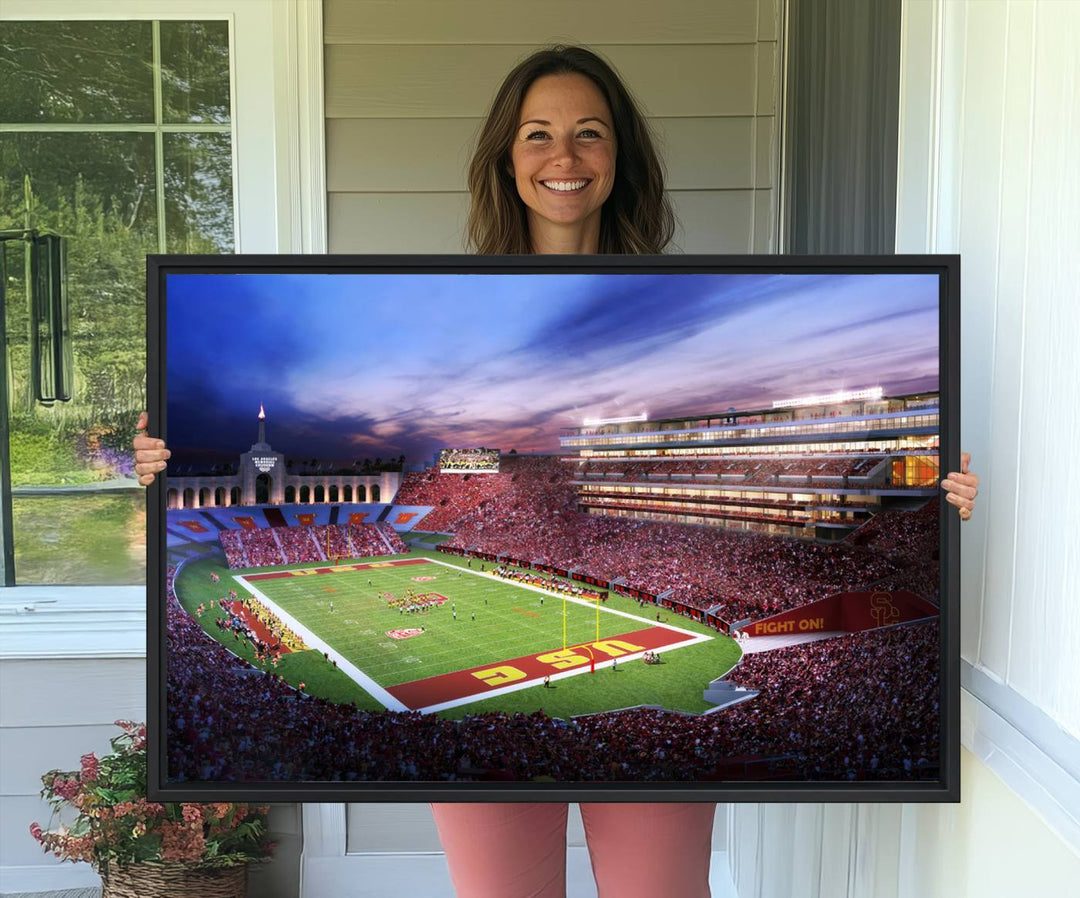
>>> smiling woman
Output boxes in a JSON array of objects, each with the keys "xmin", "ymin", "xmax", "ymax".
[
  {"xmin": 466, "ymin": 45, "xmax": 674, "ymax": 255},
  {"xmin": 509, "ymin": 73, "xmax": 617, "ymax": 252}
]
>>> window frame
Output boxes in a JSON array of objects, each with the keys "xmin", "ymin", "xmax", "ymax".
[{"xmin": 0, "ymin": 0, "xmax": 326, "ymax": 652}]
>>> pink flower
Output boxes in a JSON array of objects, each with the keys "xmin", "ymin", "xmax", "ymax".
[
  {"xmin": 80, "ymin": 753, "xmax": 99, "ymax": 782},
  {"xmin": 137, "ymin": 798, "xmax": 166, "ymax": 818},
  {"xmin": 29, "ymin": 822, "xmax": 44, "ymax": 842},
  {"xmin": 160, "ymin": 821, "xmax": 206, "ymax": 863},
  {"xmin": 181, "ymin": 804, "xmax": 203, "ymax": 824},
  {"xmin": 52, "ymin": 778, "xmax": 80, "ymax": 801}
]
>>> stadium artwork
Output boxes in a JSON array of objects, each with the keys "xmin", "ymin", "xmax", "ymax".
[{"xmin": 147, "ymin": 255, "xmax": 960, "ymax": 803}]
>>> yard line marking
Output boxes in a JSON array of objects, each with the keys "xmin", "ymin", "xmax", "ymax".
[
  {"xmin": 233, "ymin": 574, "xmax": 409, "ymax": 711},
  {"xmin": 390, "ymin": 626, "xmax": 712, "ymax": 713},
  {"xmin": 234, "ymin": 553, "xmax": 716, "ymax": 714},
  {"xmin": 422, "ymin": 556, "xmax": 703, "ymax": 639}
]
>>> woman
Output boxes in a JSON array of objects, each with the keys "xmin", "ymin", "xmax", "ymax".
[{"xmin": 135, "ymin": 45, "xmax": 979, "ymax": 898}]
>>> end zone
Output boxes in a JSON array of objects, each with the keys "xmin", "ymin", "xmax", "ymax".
[{"xmin": 388, "ymin": 625, "xmax": 711, "ymax": 713}]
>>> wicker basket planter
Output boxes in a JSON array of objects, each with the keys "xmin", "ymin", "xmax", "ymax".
[{"xmin": 101, "ymin": 862, "xmax": 247, "ymax": 898}]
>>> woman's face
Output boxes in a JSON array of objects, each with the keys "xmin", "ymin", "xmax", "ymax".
[{"xmin": 509, "ymin": 73, "xmax": 617, "ymax": 239}]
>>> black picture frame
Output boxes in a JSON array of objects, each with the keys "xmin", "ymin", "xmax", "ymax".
[{"xmin": 147, "ymin": 253, "xmax": 960, "ymax": 803}]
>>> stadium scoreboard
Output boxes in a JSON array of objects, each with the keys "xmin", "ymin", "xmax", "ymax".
[{"xmin": 439, "ymin": 448, "xmax": 500, "ymax": 474}]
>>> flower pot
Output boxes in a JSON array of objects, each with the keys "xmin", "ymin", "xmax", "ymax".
[{"xmin": 101, "ymin": 862, "xmax": 247, "ymax": 898}]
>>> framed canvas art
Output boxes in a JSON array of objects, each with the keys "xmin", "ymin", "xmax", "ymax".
[{"xmin": 147, "ymin": 254, "xmax": 960, "ymax": 802}]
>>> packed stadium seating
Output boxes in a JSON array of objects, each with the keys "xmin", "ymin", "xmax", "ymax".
[
  {"xmin": 166, "ymin": 557, "xmax": 938, "ymax": 783},
  {"xmin": 277, "ymin": 524, "xmax": 322, "ymax": 564},
  {"xmin": 403, "ymin": 456, "xmax": 936, "ymax": 622},
  {"xmin": 393, "ymin": 468, "xmax": 525, "ymax": 533},
  {"xmin": 168, "ymin": 453, "xmax": 941, "ymax": 784},
  {"xmin": 218, "ymin": 522, "xmax": 407, "ymax": 570}
]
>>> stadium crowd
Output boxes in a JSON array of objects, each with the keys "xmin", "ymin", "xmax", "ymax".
[
  {"xmin": 220, "ymin": 528, "xmax": 280, "ymax": 569},
  {"xmin": 325, "ymin": 524, "xmax": 352, "ymax": 558},
  {"xmin": 166, "ymin": 554, "xmax": 938, "ymax": 783},
  {"xmin": 393, "ymin": 467, "xmax": 524, "ymax": 533},
  {"xmin": 277, "ymin": 524, "xmax": 321, "ymax": 564},
  {"xmin": 165, "ymin": 455, "xmax": 941, "ymax": 784},
  {"xmin": 218, "ymin": 522, "xmax": 407, "ymax": 570},
  {"xmin": 420, "ymin": 456, "xmax": 934, "ymax": 622}
]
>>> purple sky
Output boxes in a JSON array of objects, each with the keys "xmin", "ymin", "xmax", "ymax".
[{"xmin": 165, "ymin": 271, "xmax": 940, "ymax": 466}]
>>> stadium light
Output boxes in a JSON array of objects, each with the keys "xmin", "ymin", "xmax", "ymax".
[
  {"xmin": 772, "ymin": 387, "xmax": 883, "ymax": 409},
  {"xmin": 582, "ymin": 412, "xmax": 648, "ymax": 427}
]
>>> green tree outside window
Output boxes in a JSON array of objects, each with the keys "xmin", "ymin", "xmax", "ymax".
[{"xmin": 0, "ymin": 20, "xmax": 234, "ymax": 584}]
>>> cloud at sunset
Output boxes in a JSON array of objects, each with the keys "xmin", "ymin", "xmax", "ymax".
[{"xmin": 165, "ymin": 271, "xmax": 940, "ymax": 466}]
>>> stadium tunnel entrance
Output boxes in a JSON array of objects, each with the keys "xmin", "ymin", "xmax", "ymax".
[{"xmin": 255, "ymin": 473, "xmax": 271, "ymax": 505}]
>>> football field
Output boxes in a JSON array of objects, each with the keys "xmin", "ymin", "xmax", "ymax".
[{"xmin": 172, "ymin": 550, "xmax": 742, "ymax": 718}]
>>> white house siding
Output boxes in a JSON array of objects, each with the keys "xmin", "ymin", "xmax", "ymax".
[
  {"xmin": 728, "ymin": 1, "xmax": 1080, "ymax": 894},
  {"xmin": 324, "ymin": 0, "xmax": 781, "ymax": 254}
]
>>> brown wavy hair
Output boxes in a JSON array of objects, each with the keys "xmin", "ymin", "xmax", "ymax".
[{"xmin": 466, "ymin": 46, "xmax": 675, "ymax": 254}]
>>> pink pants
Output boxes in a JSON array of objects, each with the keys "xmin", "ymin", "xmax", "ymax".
[{"xmin": 430, "ymin": 802, "xmax": 715, "ymax": 898}]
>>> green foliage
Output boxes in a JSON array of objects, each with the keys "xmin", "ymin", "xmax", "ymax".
[
  {"xmin": 2, "ymin": 22, "xmax": 233, "ymax": 492},
  {"xmin": 8, "ymin": 421, "xmax": 91, "ymax": 485},
  {"xmin": 12, "ymin": 492, "xmax": 145, "ymax": 585},
  {"xmin": 2, "ymin": 162, "xmax": 150, "ymax": 484}
]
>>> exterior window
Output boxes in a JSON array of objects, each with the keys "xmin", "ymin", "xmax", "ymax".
[{"xmin": 1, "ymin": 20, "xmax": 234, "ymax": 583}]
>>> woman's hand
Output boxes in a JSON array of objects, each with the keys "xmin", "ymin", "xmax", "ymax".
[
  {"xmin": 941, "ymin": 451, "xmax": 979, "ymax": 521},
  {"xmin": 133, "ymin": 411, "xmax": 170, "ymax": 487}
]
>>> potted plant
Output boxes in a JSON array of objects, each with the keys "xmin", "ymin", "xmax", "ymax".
[{"xmin": 30, "ymin": 720, "xmax": 274, "ymax": 897}]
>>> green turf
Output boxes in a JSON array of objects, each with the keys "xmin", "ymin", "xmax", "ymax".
[
  {"xmin": 174, "ymin": 557, "xmax": 387, "ymax": 710},
  {"xmin": 172, "ymin": 548, "xmax": 742, "ymax": 719}
]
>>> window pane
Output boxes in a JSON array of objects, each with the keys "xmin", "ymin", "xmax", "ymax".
[
  {"xmin": 1, "ymin": 133, "xmax": 156, "ymax": 471},
  {"xmin": 0, "ymin": 21, "xmax": 154, "ymax": 124},
  {"xmin": 2, "ymin": 132, "xmax": 154, "ymax": 584},
  {"xmin": 1, "ymin": 19, "xmax": 234, "ymax": 586},
  {"xmin": 164, "ymin": 133, "xmax": 235, "ymax": 252},
  {"xmin": 160, "ymin": 21, "xmax": 232, "ymax": 124},
  {"xmin": 12, "ymin": 492, "xmax": 146, "ymax": 585}
]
